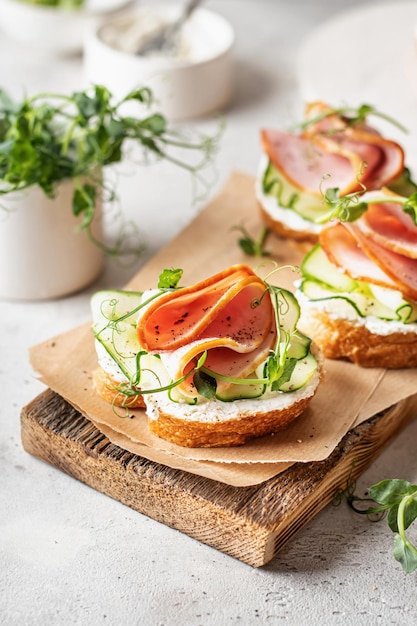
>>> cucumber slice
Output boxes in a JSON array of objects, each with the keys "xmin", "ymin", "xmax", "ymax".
[
  {"xmin": 91, "ymin": 290, "xmax": 144, "ymax": 381},
  {"xmin": 369, "ymin": 285, "xmax": 417, "ymax": 323},
  {"xmin": 269, "ymin": 287, "xmax": 301, "ymax": 334},
  {"xmin": 301, "ymin": 244, "xmax": 357, "ymax": 291},
  {"xmin": 278, "ymin": 352, "xmax": 318, "ymax": 392},
  {"xmin": 168, "ymin": 384, "xmax": 198, "ymax": 405},
  {"xmin": 300, "ymin": 248, "xmax": 417, "ymax": 323},
  {"xmin": 91, "ymin": 289, "xmax": 143, "ymax": 326},
  {"xmin": 215, "ymin": 376, "xmax": 266, "ymax": 402},
  {"xmin": 300, "ymin": 279, "xmax": 400, "ymax": 320},
  {"xmin": 262, "ymin": 160, "xmax": 328, "ymax": 222},
  {"xmin": 287, "ymin": 329, "xmax": 311, "ymax": 359}
]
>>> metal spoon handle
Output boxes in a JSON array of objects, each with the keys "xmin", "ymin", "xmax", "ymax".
[{"xmin": 138, "ymin": 0, "xmax": 204, "ymax": 56}]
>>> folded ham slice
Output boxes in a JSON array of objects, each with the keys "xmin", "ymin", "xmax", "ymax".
[
  {"xmin": 319, "ymin": 222, "xmax": 398, "ymax": 290},
  {"xmin": 261, "ymin": 129, "xmax": 357, "ymax": 196},
  {"xmin": 319, "ymin": 201, "xmax": 417, "ymax": 301},
  {"xmin": 261, "ymin": 101, "xmax": 404, "ymax": 198},
  {"xmin": 356, "ymin": 200, "xmax": 417, "ymax": 259},
  {"xmin": 137, "ymin": 265, "xmax": 276, "ymax": 398},
  {"xmin": 345, "ymin": 221, "xmax": 417, "ymax": 302}
]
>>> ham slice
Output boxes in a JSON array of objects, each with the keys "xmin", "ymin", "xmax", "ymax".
[
  {"xmin": 356, "ymin": 200, "xmax": 417, "ymax": 259},
  {"xmin": 314, "ymin": 130, "xmax": 404, "ymax": 192},
  {"xmin": 137, "ymin": 265, "xmax": 276, "ymax": 398},
  {"xmin": 319, "ymin": 203, "xmax": 417, "ymax": 301},
  {"xmin": 261, "ymin": 101, "xmax": 404, "ymax": 198},
  {"xmin": 345, "ymin": 221, "xmax": 417, "ymax": 301},
  {"xmin": 319, "ymin": 223, "xmax": 398, "ymax": 289},
  {"xmin": 260, "ymin": 129, "xmax": 358, "ymax": 196}
]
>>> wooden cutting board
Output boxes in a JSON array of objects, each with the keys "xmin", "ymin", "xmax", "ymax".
[
  {"xmin": 20, "ymin": 171, "xmax": 417, "ymax": 567},
  {"xmin": 21, "ymin": 389, "xmax": 417, "ymax": 567}
]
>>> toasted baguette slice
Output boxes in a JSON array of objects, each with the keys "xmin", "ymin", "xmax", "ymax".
[
  {"xmin": 93, "ymin": 367, "xmax": 146, "ymax": 409},
  {"xmin": 93, "ymin": 354, "xmax": 323, "ymax": 447},
  {"xmin": 142, "ymin": 351, "xmax": 323, "ymax": 447},
  {"xmin": 258, "ymin": 201, "xmax": 320, "ymax": 243},
  {"xmin": 145, "ymin": 390, "xmax": 317, "ymax": 448},
  {"xmin": 297, "ymin": 304, "xmax": 417, "ymax": 369}
]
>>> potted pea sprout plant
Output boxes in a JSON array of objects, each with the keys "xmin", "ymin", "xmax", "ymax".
[{"xmin": 0, "ymin": 84, "xmax": 219, "ymax": 300}]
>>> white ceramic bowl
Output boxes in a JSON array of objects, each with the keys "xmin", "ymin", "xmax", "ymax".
[
  {"xmin": 0, "ymin": 0, "xmax": 134, "ymax": 55},
  {"xmin": 83, "ymin": 5, "xmax": 235, "ymax": 120}
]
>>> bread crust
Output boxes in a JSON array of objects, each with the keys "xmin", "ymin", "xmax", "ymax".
[
  {"xmin": 147, "ymin": 393, "xmax": 316, "ymax": 448},
  {"xmin": 92, "ymin": 367, "xmax": 146, "ymax": 409},
  {"xmin": 93, "ymin": 361, "xmax": 322, "ymax": 447},
  {"xmin": 258, "ymin": 201, "xmax": 319, "ymax": 244},
  {"xmin": 299, "ymin": 307, "xmax": 417, "ymax": 368}
]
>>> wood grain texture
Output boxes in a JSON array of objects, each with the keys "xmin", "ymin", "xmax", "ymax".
[{"xmin": 21, "ymin": 389, "xmax": 417, "ymax": 567}]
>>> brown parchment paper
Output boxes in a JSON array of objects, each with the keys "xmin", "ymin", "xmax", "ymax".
[{"xmin": 29, "ymin": 172, "xmax": 417, "ymax": 487}]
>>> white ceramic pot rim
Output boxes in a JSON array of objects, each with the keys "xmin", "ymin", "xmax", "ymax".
[{"xmin": 83, "ymin": 5, "xmax": 235, "ymax": 120}]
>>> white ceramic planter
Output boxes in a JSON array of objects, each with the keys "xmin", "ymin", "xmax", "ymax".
[{"xmin": 0, "ymin": 180, "xmax": 104, "ymax": 300}]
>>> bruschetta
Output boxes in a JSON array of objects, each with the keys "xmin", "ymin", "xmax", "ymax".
[
  {"xmin": 256, "ymin": 101, "xmax": 415, "ymax": 242},
  {"xmin": 295, "ymin": 191, "xmax": 417, "ymax": 367},
  {"xmin": 91, "ymin": 264, "xmax": 323, "ymax": 447}
]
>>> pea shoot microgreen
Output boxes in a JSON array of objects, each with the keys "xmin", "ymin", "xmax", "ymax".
[
  {"xmin": 0, "ymin": 84, "xmax": 221, "ymax": 258},
  {"xmin": 336, "ymin": 477, "xmax": 417, "ymax": 574},
  {"xmin": 317, "ymin": 185, "xmax": 417, "ymax": 226},
  {"xmin": 295, "ymin": 103, "xmax": 408, "ymax": 135},
  {"xmin": 157, "ymin": 268, "xmax": 183, "ymax": 289},
  {"xmin": 232, "ymin": 224, "xmax": 271, "ymax": 257}
]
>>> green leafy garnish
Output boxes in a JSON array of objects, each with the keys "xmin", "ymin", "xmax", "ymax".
[
  {"xmin": 296, "ymin": 103, "xmax": 408, "ymax": 135},
  {"xmin": 336, "ymin": 477, "xmax": 417, "ymax": 574},
  {"xmin": 371, "ymin": 480, "xmax": 417, "ymax": 574},
  {"xmin": 402, "ymin": 193, "xmax": 417, "ymax": 225},
  {"xmin": 232, "ymin": 224, "xmax": 271, "ymax": 257},
  {"xmin": 0, "ymin": 84, "xmax": 221, "ymax": 257},
  {"xmin": 318, "ymin": 184, "xmax": 417, "ymax": 226},
  {"xmin": 157, "ymin": 268, "xmax": 183, "ymax": 289},
  {"xmin": 193, "ymin": 370, "xmax": 217, "ymax": 399}
]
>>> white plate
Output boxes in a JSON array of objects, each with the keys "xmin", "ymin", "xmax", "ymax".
[{"xmin": 297, "ymin": 0, "xmax": 417, "ymax": 161}]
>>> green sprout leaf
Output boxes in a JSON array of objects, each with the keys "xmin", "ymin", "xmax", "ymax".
[
  {"xmin": 270, "ymin": 357, "xmax": 297, "ymax": 391},
  {"xmin": 318, "ymin": 184, "xmax": 417, "ymax": 226},
  {"xmin": 193, "ymin": 370, "xmax": 217, "ymax": 399},
  {"xmin": 338, "ymin": 477, "xmax": 417, "ymax": 574},
  {"xmin": 393, "ymin": 534, "xmax": 417, "ymax": 574},
  {"xmin": 296, "ymin": 103, "xmax": 408, "ymax": 135},
  {"xmin": 157, "ymin": 268, "xmax": 183, "ymax": 289},
  {"xmin": 232, "ymin": 224, "xmax": 271, "ymax": 257},
  {"xmin": 72, "ymin": 183, "xmax": 96, "ymax": 229},
  {"xmin": 321, "ymin": 186, "xmax": 368, "ymax": 223},
  {"xmin": 402, "ymin": 193, "xmax": 417, "ymax": 226}
]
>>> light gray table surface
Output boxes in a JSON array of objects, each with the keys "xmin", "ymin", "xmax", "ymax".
[{"xmin": 2, "ymin": 1, "xmax": 417, "ymax": 624}]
